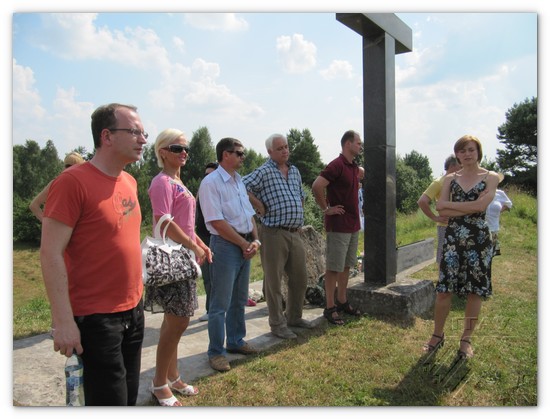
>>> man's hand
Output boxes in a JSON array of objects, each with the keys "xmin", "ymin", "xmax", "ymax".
[
  {"xmin": 325, "ymin": 205, "xmax": 345, "ymax": 215},
  {"xmin": 52, "ymin": 321, "xmax": 83, "ymax": 357}
]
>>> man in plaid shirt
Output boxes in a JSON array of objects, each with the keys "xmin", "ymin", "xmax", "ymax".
[{"xmin": 243, "ymin": 134, "xmax": 314, "ymax": 339}]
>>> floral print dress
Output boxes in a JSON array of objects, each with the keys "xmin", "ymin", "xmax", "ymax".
[{"xmin": 436, "ymin": 176, "xmax": 493, "ymax": 299}]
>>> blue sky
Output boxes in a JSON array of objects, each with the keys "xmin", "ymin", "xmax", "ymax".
[{"xmin": 9, "ymin": 8, "xmax": 538, "ymax": 176}]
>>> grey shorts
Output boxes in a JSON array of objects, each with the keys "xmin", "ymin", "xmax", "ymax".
[{"xmin": 326, "ymin": 231, "xmax": 359, "ymax": 273}]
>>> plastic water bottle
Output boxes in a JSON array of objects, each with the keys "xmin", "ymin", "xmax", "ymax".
[{"xmin": 65, "ymin": 352, "xmax": 84, "ymax": 406}]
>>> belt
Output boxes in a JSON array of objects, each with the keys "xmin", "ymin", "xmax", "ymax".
[
  {"xmin": 237, "ymin": 232, "xmax": 254, "ymax": 241},
  {"xmin": 269, "ymin": 226, "xmax": 300, "ymax": 233}
]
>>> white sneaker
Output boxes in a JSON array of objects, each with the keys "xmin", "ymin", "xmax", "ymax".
[{"xmin": 199, "ymin": 313, "xmax": 209, "ymax": 322}]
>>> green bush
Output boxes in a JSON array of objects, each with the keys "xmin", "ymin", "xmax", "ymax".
[
  {"xmin": 302, "ymin": 184, "xmax": 324, "ymax": 231},
  {"xmin": 13, "ymin": 196, "xmax": 42, "ymax": 245}
]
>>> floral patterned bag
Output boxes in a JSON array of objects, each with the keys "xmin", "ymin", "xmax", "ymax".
[{"xmin": 141, "ymin": 214, "xmax": 200, "ymax": 286}]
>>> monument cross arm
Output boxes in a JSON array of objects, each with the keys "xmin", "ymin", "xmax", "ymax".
[{"xmin": 336, "ymin": 13, "xmax": 412, "ymax": 54}]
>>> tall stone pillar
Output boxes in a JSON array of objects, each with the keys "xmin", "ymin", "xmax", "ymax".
[{"xmin": 336, "ymin": 13, "xmax": 412, "ymax": 285}]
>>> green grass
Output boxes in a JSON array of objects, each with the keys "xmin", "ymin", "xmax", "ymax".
[{"xmin": 12, "ymin": 188, "xmax": 537, "ymax": 405}]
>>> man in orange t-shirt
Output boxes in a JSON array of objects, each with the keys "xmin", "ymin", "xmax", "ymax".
[{"xmin": 41, "ymin": 103, "xmax": 147, "ymax": 405}]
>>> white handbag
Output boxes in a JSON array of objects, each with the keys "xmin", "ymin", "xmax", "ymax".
[{"xmin": 141, "ymin": 214, "xmax": 201, "ymax": 286}]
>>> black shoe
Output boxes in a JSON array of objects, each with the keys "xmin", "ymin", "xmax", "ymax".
[
  {"xmin": 336, "ymin": 300, "xmax": 361, "ymax": 316},
  {"xmin": 323, "ymin": 306, "xmax": 345, "ymax": 326}
]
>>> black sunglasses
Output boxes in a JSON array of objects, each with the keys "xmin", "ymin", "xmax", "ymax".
[
  {"xmin": 163, "ymin": 144, "xmax": 190, "ymax": 154},
  {"xmin": 227, "ymin": 150, "xmax": 246, "ymax": 158}
]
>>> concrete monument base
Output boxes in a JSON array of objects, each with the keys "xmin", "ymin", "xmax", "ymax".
[{"xmin": 346, "ymin": 276, "xmax": 435, "ymax": 325}]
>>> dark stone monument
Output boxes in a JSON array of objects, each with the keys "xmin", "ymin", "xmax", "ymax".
[{"xmin": 336, "ymin": 13, "xmax": 435, "ymax": 322}]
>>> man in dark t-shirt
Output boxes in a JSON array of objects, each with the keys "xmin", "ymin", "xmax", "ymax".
[{"xmin": 312, "ymin": 130, "xmax": 363, "ymax": 325}]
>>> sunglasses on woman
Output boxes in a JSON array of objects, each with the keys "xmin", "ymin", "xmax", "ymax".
[{"xmin": 163, "ymin": 144, "xmax": 190, "ymax": 154}]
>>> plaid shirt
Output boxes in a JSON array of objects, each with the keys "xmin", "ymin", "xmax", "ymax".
[{"xmin": 243, "ymin": 159, "xmax": 305, "ymax": 229}]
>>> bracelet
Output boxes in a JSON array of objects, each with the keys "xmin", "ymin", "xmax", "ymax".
[
  {"xmin": 323, "ymin": 206, "xmax": 330, "ymax": 213},
  {"xmin": 253, "ymin": 239, "xmax": 262, "ymax": 247}
]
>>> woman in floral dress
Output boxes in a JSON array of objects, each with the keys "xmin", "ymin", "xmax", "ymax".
[{"xmin": 423, "ymin": 135, "xmax": 500, "ymax": 359}]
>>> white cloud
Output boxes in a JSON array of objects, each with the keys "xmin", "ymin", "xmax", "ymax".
[
  {"xmin": 192, "ymin": 58, "xmax": 221, "ymax": 80},
  {"xmin": 173, "ymin": 36, "xmax": 185, "ymax": 53},
  {"xmin": 396, "ymin": 39, "xmax": 444, "ymax": 85},
  {"xmin": 149, "ymin": 63, "xmax": 193, "ymax": 110},
  {"xmin": 28, "ymin": 14, "xmax": 263, "ymax": 126},
  {"xmin": 12, "ymin": 60, "xmax": 93, "ymax": 152},
  {"xmin": 35, "ymin": 14, "xmax": 172, "ymax": 73},
  {"xmin": 396, "ymin": 75, "xmax": 508, "ymax": 175},
  {"xmin": 148, "ymin": 56, "xmax": 265, "ymax": 125},
  {"xmin": 183, "ymin": 59, "xmax": 264, "ymax": 121},
  {"xmin": 51, "ymin": 87, "xmax": 94, "ymax": 121},
  {"xmin": 12, "ymin": 59, "xmax": 45, "ymax": 120},
  {"xmin": 50, "ymin": 88, "xmax": 95, "ymax": 151},
  {"xmin": 183, "ymin": 13, "xmax": 249, "ymax": 31},
  {"xmin": 276, "ymin": 33, "xmax": 317, "ymax": 74},
  {"xmin": 319, "ymin": 60, "xmax": 353, "ymax": 80}
]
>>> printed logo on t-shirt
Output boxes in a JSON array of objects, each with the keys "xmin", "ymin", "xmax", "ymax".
[{"xmin": 113, "ymin": 192, "xmax": 137, "ymax": 228}]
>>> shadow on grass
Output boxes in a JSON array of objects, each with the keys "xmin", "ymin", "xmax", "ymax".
[
  {"xmin": 371, "ymin": 295, "xmax": 471, "ymax": 406},
  {"xmin": 372, "ymin": 345, "xmax": 472, "ymax": 406}
]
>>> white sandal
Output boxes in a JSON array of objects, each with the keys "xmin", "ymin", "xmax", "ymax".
[
  {"xmin": 169, "ymin": 376, "xmax": 199, "ymax": 396},
  {"xmin": 151, "ymin": 382, "xmax": 182, "ymax": 406}
]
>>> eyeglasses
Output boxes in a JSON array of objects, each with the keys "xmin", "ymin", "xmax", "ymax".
[
  {"xmin": 109, "ymin": 128, "xmax": 149, "ymax": 139},
  {"xmin": 162, "ymin": 144, "xmax": 190, "ymax": 154},
  {"xmin": 227, "ymin": 150, "xmax": 246, "ymax": 158}
]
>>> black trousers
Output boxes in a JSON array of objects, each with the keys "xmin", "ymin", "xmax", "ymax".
[{"xmin": 76, "ymin": 300, "xmax": 144, "ymax": 406}]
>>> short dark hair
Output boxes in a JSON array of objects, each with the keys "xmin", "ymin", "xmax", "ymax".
[
  {"xmin": 216, "ymin": 137, "xmax": 243, "ymax": 162},
  {"xmin": 204, "ymin": 162, "xmax": 219, "ymax": 172},
  {"xmin": 443, "ymin": 155, "xmax": 459, "ymax": 171},
  {"xmin": 340, "ymin": 130, "xmax": 358, "ymax": 148},
  {"xmin": 90, "ymin": 103, "xmax": 137, "ymax": 149}
]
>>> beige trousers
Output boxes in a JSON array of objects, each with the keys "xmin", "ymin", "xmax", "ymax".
[{"xmin": 259, "ymin": 225, "xmax": 308, "ymax": 329}]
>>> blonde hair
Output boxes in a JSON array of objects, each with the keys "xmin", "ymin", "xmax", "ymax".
[
  {"xmin": 154, "ymin": 128, "xmax": 186, "ymax": 168},
  {"xmin": 63, "ymin": 152, "xmax": 85, "ymax": 167}
]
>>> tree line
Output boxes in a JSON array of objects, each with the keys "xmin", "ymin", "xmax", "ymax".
[{"xmin": 13, "ymin": 96, "xmax": 537, "ymax": 245}]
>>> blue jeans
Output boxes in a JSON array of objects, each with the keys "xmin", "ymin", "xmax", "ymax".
[
  {"xmin": 76, "ymin": 300, "xmax": 144, "ymax": 405},
  {"xmin": 207, "ymin": 235, "xmax": 250, "ymax": 358}
]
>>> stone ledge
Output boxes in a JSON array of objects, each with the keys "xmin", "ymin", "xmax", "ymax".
[
  {"xmin": 346, "ymin": 275, "xmax": 435, "ymax": 324},
  {"xmin": 396, "ymin": 238, "xmax": 435, "ymax": 273}
]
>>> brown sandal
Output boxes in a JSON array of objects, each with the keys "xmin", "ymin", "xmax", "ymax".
[{"xmin": 422, "ymin": 333, "xmax": 445, "ymax": 353}]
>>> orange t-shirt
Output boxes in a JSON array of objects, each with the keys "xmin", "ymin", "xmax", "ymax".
[{"xmin": 44, "ymin": 162, "xmax": 143, "ymax": 316}]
